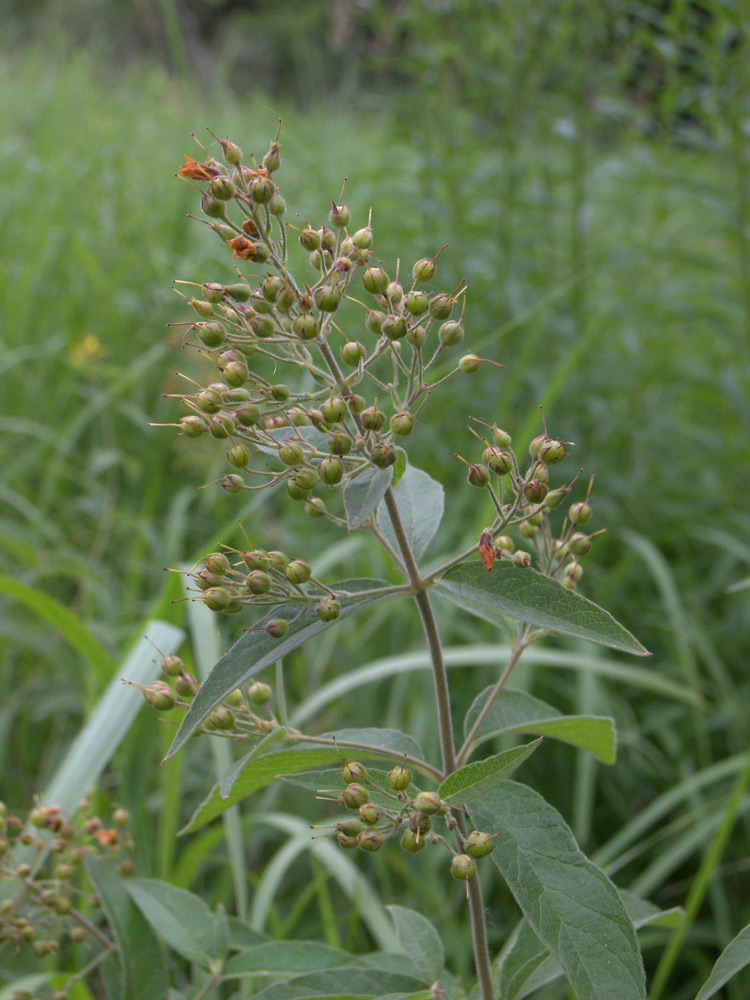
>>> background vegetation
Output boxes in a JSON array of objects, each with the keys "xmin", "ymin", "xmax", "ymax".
[{"xmin": 2, "ymin": 2, "xmax": 749, "ymax": 997}]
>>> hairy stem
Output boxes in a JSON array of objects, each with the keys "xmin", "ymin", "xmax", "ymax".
[
  {"xmin": 381, "ymin": 487, "xmax": 493, "ymax": 1000},
  {"xmin": 457, "ymin": 627, "xmax": 532, "ymax": 767}
]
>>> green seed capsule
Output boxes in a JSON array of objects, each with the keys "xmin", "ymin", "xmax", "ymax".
[{"xmin": 450, "ymin": 854, "xmax": 477, "ymax": 880}]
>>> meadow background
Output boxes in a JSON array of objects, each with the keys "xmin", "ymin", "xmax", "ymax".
[{"xmin": 2, "ymin": 1, "xmax": 750, "ymax": 997}]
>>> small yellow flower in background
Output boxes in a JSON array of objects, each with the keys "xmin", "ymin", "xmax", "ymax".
[{"xmin": 68, "ymin": 333, "xmax": 106, "ymax": 367}]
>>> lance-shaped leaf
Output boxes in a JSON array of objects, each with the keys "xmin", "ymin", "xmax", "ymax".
[
  {"xmin": 387, "ymin": 905, "xmax": 444, "ymax": 984},
  {"xmin": 437, "ymin": 562, "xmax": 649, "ymax": 656},
  {"xmin": 439, "ymin": 740, "xmax": 542, "ymax": 804},
  {"xmin": 223, "ymin": 940, "xmax": 357, "ymax": 978},
  {"xmin": 165, "ymin": 579, "xmax": 393, "ymax": 760},
  {"xmin": 84, "ymin": 856, "xmax": 169, "ymax": 1000},
  {"xmin": 344, "ymin": 467, "xmax": 394, "ymax": 529},
  {"xmin": 497, "ymin": 893, "xmax": 681, "ymax": 1000},
  {"xmin": 465, "ymin": 687, "xmax": 617, "ymax": 765},
  {"xmin": 695, "ymin": 923, "xmax": 750, "ymax": 1000},
  {"xmin": 247, "ymin": 966, "xmax": 426, "ymax": 1000},
  {"xmin": 469, "ymin": 783, "xmax": 646, "ymax": 1000},
  {"xmin": 375, "ymin": 465, "xmax": 445, "ymax": 562},
  {"xmin": 181, "ymin": 728, "xmax": 426, "ymax": 834},
  {"xmin": 124, "ymin": 878, "xmax": 223, "ymax": 969}
]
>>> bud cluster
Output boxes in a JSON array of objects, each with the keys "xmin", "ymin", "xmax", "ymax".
[
  {"xmin": 134, "ymin": 651, "xmax": 283, "ymax": 739},
  {"xmin": 0, "ymin": 797, "xmax": 134, "ymax": 973},
  {"xmin": 467, "ymin": 422, "xmax": 601, "ymax": 588},
  {"xmin": 319, "ymin": 762, "xmax": 494, "ymax": 880},
  {"xmin": 166, "ymin": 130, "xmax": 481, "ymax": 522}
]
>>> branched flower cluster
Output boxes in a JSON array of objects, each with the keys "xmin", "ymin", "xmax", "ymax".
[
  {"xmin": 0, "ymin": 798, "xmax": 134, "ymax": 997},
  {"xmin": 162, "ymin": 127, "xmax": 601, "ymax": 625}
]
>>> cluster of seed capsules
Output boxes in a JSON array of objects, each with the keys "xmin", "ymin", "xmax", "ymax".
[
  {"xmin": 322, "ymin": 760, "xmax": 494, "ymax": 882},
  {"xmin": 0, "ymin": 798, "xmax": 133, "ymax": 983},
  {"xmin": 139, "ymin": 651, "xmax": 278, "ymax": 736},
  {"xmin": 169, "ymin": 131, "xmax": 481, "ymax": 528},
  {"xmin": 466, "ymin": 422, "xmax": 598, "ymax": 589},
  {"xmin": 182, "ymin": 543, "xmax": 342, "ymax": 622}
]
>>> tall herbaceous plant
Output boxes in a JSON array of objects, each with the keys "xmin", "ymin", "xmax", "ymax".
[{"xmin": 136, "ymin": 129, "xmax": 659, "ymax": 1000}]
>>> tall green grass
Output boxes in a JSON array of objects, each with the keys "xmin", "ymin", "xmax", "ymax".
[{"xmin": 2, "ymin": 22, "xmax": 749, "ymax": 993}]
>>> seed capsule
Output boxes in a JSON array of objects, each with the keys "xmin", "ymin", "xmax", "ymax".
[
  {"xmin": 450, "ymin": 854, "xmax": 477, "ymax": 880},
  {"xmin": 464, "ymin": 830, "xmax": 495, "ymax": 859}
]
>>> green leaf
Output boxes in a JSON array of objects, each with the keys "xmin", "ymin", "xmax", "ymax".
[
  {"xmin": 124, "ymin": 877, "xmax": 220, "ymax": 969},
  {"xmin": 227, "ymin": 916, "xmax": 269, "ymax": 951},
  {"xmin": 387, "ymin": 905, "xmax": 444, "ymax": 984},
  {"xmin": 469, "ymin": 783, "xmax": 646, "ymax": 1000},
  {"xmin": 439, "ymin": 740, "xmax": 541, "ymax": 804},
  {"xmin": 375, "ymin": 466, "xmax": 445, "ymax": 561},
  {"xmin": 618, "ymin": 889, "xmax": 683, "ymax": 931},
  {"xmin": 248, "ymin": 966, "xmax": 426, "ymax": 1000},
  {"xmin": 165, "ymin": 579, "xmax": 393, "ymax": 759},
  {"xmin": 464, "ymin": 687, "xmax": 617, "ymax": 764},
  {"xmin": 437, "ymin": 562, "xmax": 649, "ymax": 656},
  {"xmin": 84, "ymin": 856, "xmax": 169, "ymax": 1000},
  {"xmin": 219, "ymin": 726, "xmax": 289, "ymax": 797},
  {"xmin": 344, "ymin": 468, "xmax": 394, "ymax": 529},
  {"xmin": 695, "ymin": 923, "xmax": 750, "ymax": 1000},
  {"xmin": 181, "ymin": 729, "xmax": 426, "ymax": 834},
  {"xmin": 223, "ymin": 940, "xmax": 356, "ymax": 977},
  {"xmin": 496, "ymin": 893, "xmax": 681, "ymax": 1000},
  {"xmin": 391, "ymin": 448, "xmax": 408, "ymax": 487}
]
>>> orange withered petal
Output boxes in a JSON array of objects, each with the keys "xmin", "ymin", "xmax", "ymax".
[
  {"xmin": 227, "ymin": 236, "xmax": 258, "ymax": 260},
  {"xmin": 179, "ymin": 155, "xmax": 218, "ymax": 180},
  {"xmin": 479, "ymin": 531, "xmax": 496, "ymax": 572}
]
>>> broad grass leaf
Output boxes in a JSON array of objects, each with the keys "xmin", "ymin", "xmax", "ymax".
[
  {"xmin": 0, "ymin": 574, "xmax": 116, "ymax": 689},
  {"xmin": 124, "ymin": 878, "xmax": 221, "ymax": 969},
  {"xmin": 469, "ymin": 783, "xmax": 646, "ymax": 1000},
  {"xmin": 695, "ymin": 923, "xmax": 750, "ymax": 1000},
  {"xmin": 439, "ymin": 740, "xmax": 542, "ymax": 804},
  {"xmin": 84, "ymin": 856, "xmax": 169, "ymax": 1000},
  {"xmin": 437, "ymin": 563, "xmax": 649, "ymax": 655},
  {"xmin": 181, "ymin": 729, "xmax": 426, "ymax": 834},
  {"xmin": 165, "ymin": 579, "xmax": 393, "ymax": 759},
  {"xmin": 465, "ymin": 687, "xmax": 617, "ymax": 764},
  {"xmin": 41, "ymin": 623, "xmax": 183, "ymax": 816},
  {"xmin": 375, "ymin": 465, "xmax": 445, "ymax": 561},
  {"xmin": 344, "ymin": 467, "xmax": 394, "ymax": 529},
  {"xmin": 387, "ymin": 905, "xmax": 444, "ymax": 983}
]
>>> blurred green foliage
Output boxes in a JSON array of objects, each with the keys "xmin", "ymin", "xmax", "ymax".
[{"xmin": 1, "ymin": 2, "xmax": 750, "ymax": 995}]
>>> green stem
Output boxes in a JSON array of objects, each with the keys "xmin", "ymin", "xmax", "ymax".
[
  {"xmin": 457, "ymin": 630, "xmax": 530, "ymax": 766},
  {"xmin": 380, "ymin": 487, "xmax": 493, "ymax": 1000},
  {"xmin": 648, "ymin": 750, "xmax": 750, "ymax": 1000}
]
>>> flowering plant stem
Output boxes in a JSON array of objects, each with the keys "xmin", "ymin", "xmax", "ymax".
[{"xmin": 380, "ymin": 486, "xmax": 495, "ymax": 1000}]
